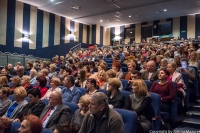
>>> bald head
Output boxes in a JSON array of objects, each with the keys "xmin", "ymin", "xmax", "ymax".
[
  {"xmin": 147, "ymin": 60, "xmax": 156, "ymax": 72},
  {"xmin": 49, "ymin": 91, "xmax": 62, "ymax": 106}
]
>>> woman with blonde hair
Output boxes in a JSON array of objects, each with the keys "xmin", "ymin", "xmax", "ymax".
[
  {"xmin": 48, "ymin": 64, "xmax": 57, "ymax": 78},
  {"xmin": 189, "ymin": 51, "xmax": 200, "ymax": 69},
  {"xmin": 0, "ymin": 76, "xmax": 9, "ymax": 88},
  {"xmin": 97, "ymin": 70, "xmax": 107, "ymax": 90},
  {"xmin": 41, "ymin": 77, "xmax": 61, "ymax": 100},
  {"xmin": 10, "ymin": 76, "xmax": 21, "ymax": 94},
  {"xmin": 71, "ymin": 94, "xmax": 90, "ymax": 133},
  {"xmin": 30, "ymin": 69, "xmax": 37, "ymax": 84},
  {"xmin": 21, "ymin": 76, "xmax": 32, "ymax": 92},
  {"xmin": 3, "ymin": 86, "xmax": 28, "ymax": 120},
  {"xmin": 124, "ymin": 79, "xmax": 154, "ymax": 133}
]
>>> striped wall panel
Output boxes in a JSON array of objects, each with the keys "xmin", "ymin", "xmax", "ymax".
[{"xmin": 0, "ymin": 0, "xmax": 7, "ymax": 45}]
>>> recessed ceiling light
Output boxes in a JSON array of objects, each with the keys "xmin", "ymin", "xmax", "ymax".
[
  {"xmin": 164, "ymin": 9, "xmax": 167, "ymax": 11},
  {"xmin": 130, "ymin": 32, "xmax": 132, "ymax": 33},
  {"xmin": 129, "ymin": 15, "xmax": 131, "ymax": 17},
  {"xmin": 72, "ymin": 6, "xmax": 81, "ymax": 10},
  {"xmin": 100, "ymin": 20, "xmax": 103, "ymax": 22},
  {"xmin": 50, "ymin": 0, "xmax": 54, "ymax": 1}
]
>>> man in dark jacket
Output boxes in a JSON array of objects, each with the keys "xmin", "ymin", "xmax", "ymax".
[{"xmin": 79, "ymin": 92, "xmax": 124, "ymax": 133}]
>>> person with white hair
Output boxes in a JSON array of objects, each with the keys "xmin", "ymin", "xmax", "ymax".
[
  {"xmin": 30, "ymin": 69, "xmax": 37, "ymax": 84},
  {"xmin": 158, "ymin": 58, "xmax": 168, "ymax": 70}
]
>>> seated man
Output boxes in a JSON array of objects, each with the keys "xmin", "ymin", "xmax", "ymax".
[
  {"xmin": 0, "ymin": 87, "xmax": 12, "ymax": 116},
  {"xmin": 141, "ymin": 60, "xmax": 158, "ymax": 82},
  {"xmin": 0, "ymin": 68, "xmax": 11, "ymax": 82},
  {"xmin": 125, "ymin": 70, "xmax": 141, "ymax": 91},
  {"xmin": 40, "ymin": 91, "xmax": 71, "ymax": 130},
  {"xmin": 61, "ymin": 75, "xmax": 81, "ymax": 104},
  {"xmin": 79, "ymin": 92, "xmax": 124, "ymax": 133}
]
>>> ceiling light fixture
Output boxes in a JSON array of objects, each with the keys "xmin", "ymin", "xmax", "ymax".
[
  {"xmin": 100, "ymin": 20, "xmax": 103, "ymax": 22},
  {"xmin": 50, "ymin": 0, "xmax": 54, "ymax": 2},
  {"xmin": 72, "ymin": 6, "xmax": 81, "ymax": 10},
  {"xmin": 164, "ymin": 9, "xmax": 167, "ymax": 11},
  {"xmin": 54, "ymin": 1, "xmax": 63, "ymax": 5},
  {"xmin": 129, "ymin": 15, "xmax": 131, "ymax": 17}
]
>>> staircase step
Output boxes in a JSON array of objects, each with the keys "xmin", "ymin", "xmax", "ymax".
[
  {"xmin": 173, "ymin": 126, "xmax": 200, "ymax": 132},
  {"xmin": 186, "ymin": 111, "xmax": 200, "ymax": 117},
  {"xmin": 182, "ymin": 118, "xmax": 200, "ymax": 126}
]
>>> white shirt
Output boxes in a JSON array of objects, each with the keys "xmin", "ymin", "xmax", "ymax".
[
  {"xmin": 42, "ymin": 87, "xmax": 61, "ymax": 100},
  {"xmin": 42, "ymin": 105, "xmax": 58, "ymax": 128},
  {"xmin": 148, "ymin": 72, "xmax": 153, "ymax": 80}
]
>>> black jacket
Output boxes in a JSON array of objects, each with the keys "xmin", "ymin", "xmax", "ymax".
[
  {"xmin": 15, "ymin": 101, "xmax": 46, "ymax": 121},
  {"xmin": 108, "ymin": 90, "xmax": 125, "ymax": 108}
]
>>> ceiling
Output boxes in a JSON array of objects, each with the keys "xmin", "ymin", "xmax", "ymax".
[{"xmin": 17, "ymin": 0, "xmax": 200, "ymax": 27}]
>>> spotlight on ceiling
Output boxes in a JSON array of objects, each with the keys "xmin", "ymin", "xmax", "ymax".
[
  {"xmin": 50, "ymin": 0, "xmax": 54, "ymax": 2},
  {"xmin": 100, "ymin": 20, "xmax": 103, "ymax": 22},
  {"xmin": 164, "ymin": 9, "xmax": 167, "ymax": 11},
  {"xmin": 129, "ymin": 15, "xmax": 131, "ymax": 17}
]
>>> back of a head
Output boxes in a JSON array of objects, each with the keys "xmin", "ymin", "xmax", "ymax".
[
  {"xmin": 90, "ymin": 92, "xmax": 108, "ymax": 106},
  {"xmin": 0, "ymin": 117, "xmax": 12, "ymax": 133},
  {"xmin": 24, "ymin": 114, "xmax": 42, "ymax": 133},
  {"xmin": 55, "ymin": 124, "xmax": 73, "ymax": 133}
]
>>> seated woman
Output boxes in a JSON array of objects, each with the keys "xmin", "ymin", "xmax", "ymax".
[
  {"xmin": 125, "ymin": 61, "xmax": 136, "ymax": 80},
  {"xmin": 41, "ymin": 77, "xmax": 61, "ymax": 100},
  {"xmin": 21, "ymin": 76, "xmax": 33, "ymax": 92},
  {"xmin": 107, "ymin": 78, "xmax": 125, "ymax": 108},
  {"xmin": 70, "ymin": 95, "xmax": 90, "ymax": 133},
  {"xmin": 83, "ymin": 65, "xmax": 92, "ymax": 78},
  {"xmin": 48, "ymin": 64, "xmax": 57, "ymax": 79},
  {"xmin": 0, "ymin": 87, "xmax": 12, "ymax": 116},
  {"xmin": 30, "ymin": 69, "xmax": 37, "ymax": 84},
  {"xmin": 10, "ymin": 76, "xmax": 21, "ymax": 94},
  {"xmin": 0, "ymin": 117, "xmax": 12, "ymax": 133},
  {"xmin": 112, "ymin": 60, "xmax": 124, "ymax": 79},
  {"xmin": 167, "ymin": 62, "xmax": 186, "ymax": 105},
  {"xmin": 75, "ymin": 69, "xmax": 87, "ymax": 88},
  {"xmin": 124, "ymin": 79, "xmax": 154, "ymax": 133},
  {"xmin": 14, "ymin": 89, "xmax": 46, "ymax": 122},
  {"xmin": 150, "ymin": 69, "xmax": 176, "ymax": 113},
  {"xmin": 34, "ymin": 76, "xmax": 48, "ymax": 97},
  {"xmin": 25, "ymin": 62, "xmax": 33, "ymax": 71},
  {"xmin": 3, "ymin": 86, "xmax": 28, "ymax": 120},
  {"xmin": 97, "ymin": 70, "xmax": 107, "ymax": 90},
  {"xmin": 0, "ymin": 76, "xmax": 9, "ymax": 88},
  {"xmin": 39, "ymin": 68, "xmax": 50, "ymax": 85},
  {"xmin": 18, "ymin": 114, "xmax": 42, "ymax": 133},
  {"xmin": 85, "ymin": 78, "xmax": 98, "ymax": 95}
]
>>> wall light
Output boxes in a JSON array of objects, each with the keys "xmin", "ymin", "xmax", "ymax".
[
  {"xmin": 114, "ymin": 35, "xmax": 121, "ymax": 40},
  {"xmin": 22, "ymin": 33, "xmax": 30, "ymax": 40},
  {"xmin": 70, "ymin": 31, "xmax": 74, "ymax": 35}
]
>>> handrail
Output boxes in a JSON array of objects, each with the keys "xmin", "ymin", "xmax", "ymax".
[{"xmin": 70, "ymin": 43, "xmax": 81, "ymax": 53}]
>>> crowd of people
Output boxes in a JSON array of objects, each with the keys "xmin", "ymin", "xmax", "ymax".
[{"xmin": 0, "ymin": 40, "xmax": 199, "ymax": 133}]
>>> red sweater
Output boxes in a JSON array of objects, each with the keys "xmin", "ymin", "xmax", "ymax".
[
  {"xmin": 34, "ymin": 86, "xmax": 48, "ymax": 97},
  {"xmin": 150, "ymin": 81, "xmax": 176, "ymax": 102}
]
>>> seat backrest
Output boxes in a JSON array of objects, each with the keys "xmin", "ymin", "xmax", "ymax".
[
  {"xmin": 114, "ymin": 108, "xmax": 137, "ymax": 133},
  {"xmin": 11, "ymin": 122, "xmax": 20, "ymax": 133},
  {"xmin": 77, "ymin": 87, "xmax": 86, "ymax": 96},
  {"xmin": 98, "ymin": 89, "xmax": 108, "ymax": 95},
  {"xmin": 120, "ymin": 79, "xmax": 128, "ymax": 90},
  {"xmin": 120, "ymin": 90, "xmax": 132, "ymax": 99},
  {"xmin": 25, "ymin": 97, "xmax": 30, "ymax": 103},
  {"xmin": 181, "ymin": 72, "xmax": 189, "ymax": 88},
  {"xmin": 63, "ymin": 102, "xmax": 79, "ymax": 117},
  {"xmin": 58, "ymin": 86, "xmax": 66, "ymax": 90},
  {"xmin": 144, "ymin": 80, "xmax": 152, "ymax": 91},
  {"xmin": 8, "ymin": 82, "xmax": 13, "ymax": 88},
  {"xmin": 149, "ymin": 92, "xmax": 161, "ymax": 116},
  {"xmin": 42, "ymin": 128, "xmax": 53, "ymax": 133},
  {"xmin": 122, "ymin": 67, "xmax": 128, "ymax": 72},
  {"xmin": 41, "ymin": 99, "xmax": 49, "ymax": 105},
  {"xmin": 25, "ymin": 71, "xmax": 30, "ymax": 75},
  {"xmin": 9, "ymin": 95, "xmax": 15, "ymax": 102},
  {"xmin": 46, "ymin": 85, "xmax": 51, "ymax": 89}
]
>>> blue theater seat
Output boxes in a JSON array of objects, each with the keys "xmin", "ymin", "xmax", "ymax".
[
  {"xmin": 149, "ymin": 92, "xmax": 161, "ymax": 130},
  {"xmin": 77, "ymin": 87, "xmax": 86, "ymax": 96},
  {"xmin": 41, "ymin": 99, "xmax": 49, "ymax": 105},
  {"xmin": 144, "ymin": 80, "xmax": 152, "ymax": 91},
  {"xmin": 98, "ymin": 89, "xmax": 108, "ymax": 95},
  {"xmin": 120, "ymin": 90, "xmax": 132, "ymax": 99},
  {"xmin": 114, "ymin": 108, "xmax": 137, "ymax": 133},
  {"xmin": 120, "ymin": 79, "xmax": 128, "ymax": 90},
  {"xmin": 63, "ymin": 102, "xmax": 79, "ymax": 117}
]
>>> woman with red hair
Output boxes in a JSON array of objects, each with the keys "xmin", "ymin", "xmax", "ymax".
[
  {"xmin": 18, "ymin": 114, "xmax": 42, "ymax": 133},
  {"xmin": 112, "ymin": 61, "xmax": 124, "ymax": 79}
]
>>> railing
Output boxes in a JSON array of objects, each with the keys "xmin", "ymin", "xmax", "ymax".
[
  {"xmin": 70, "ymin": 43, "xmax": 81, "ymax": 53},
  {"xmin": 0, "ymin": 52, "xmax": 50, "ymax": 67}
]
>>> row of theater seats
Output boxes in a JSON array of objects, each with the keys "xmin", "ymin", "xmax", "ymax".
[{"xmin": 9, "ymin": 93, "xmax": 162, "ymax": 133}]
